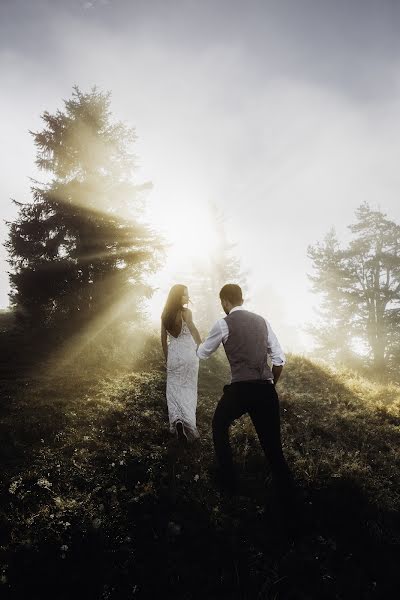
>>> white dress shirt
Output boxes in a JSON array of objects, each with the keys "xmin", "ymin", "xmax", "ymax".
[{"xmin": 196, "ymin": 305, "xmax": 285, "ymax": 366}]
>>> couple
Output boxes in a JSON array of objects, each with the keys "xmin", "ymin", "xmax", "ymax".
[{"xmin": 161, "ymin": 283, "xmax": 295, "ymax": 498}]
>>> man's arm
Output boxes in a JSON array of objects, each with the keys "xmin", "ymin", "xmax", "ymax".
[
  {"xmin": 265, "ymin": 319, "xmax": 285, "ymax": 383},
  {"xmin": 196, "ymin": 320, "xmax": 225, "ymax": 359},
  {"xmin": 272, "ymin": 365, "xmax": 283, "ymax": 384}
]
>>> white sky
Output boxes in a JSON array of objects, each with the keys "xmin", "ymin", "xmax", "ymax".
[{"xmin": 1, "ymin": 0, "xmax": 400, "ymax": 352}]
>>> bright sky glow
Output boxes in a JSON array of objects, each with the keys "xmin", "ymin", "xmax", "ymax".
[{"xmin": 2, "ymin": 1, "xmax": 400, "ymax": 353}]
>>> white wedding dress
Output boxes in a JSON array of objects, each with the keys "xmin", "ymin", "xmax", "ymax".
[{"xmin": 166, "ymin": 317, "xmax": 200, "ymax": 441}]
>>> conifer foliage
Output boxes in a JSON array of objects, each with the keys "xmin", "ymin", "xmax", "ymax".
[
  {"xmin": 308, "ymin": 203, "xmax": 400, "ymax": 375},
  {"xmin": 5, "ymin": 86, "xmax": 161, "ymax": 331}
]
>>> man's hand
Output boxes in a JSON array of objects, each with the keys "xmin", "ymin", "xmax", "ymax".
[{"xmin": 272, "ymin": 365, "xmax": 283, "ymax": 384}]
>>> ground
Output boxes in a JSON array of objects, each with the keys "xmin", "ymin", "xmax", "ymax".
[{"xmin": 0, "ymin": 336, "xmax": 399, "ymax": 599}]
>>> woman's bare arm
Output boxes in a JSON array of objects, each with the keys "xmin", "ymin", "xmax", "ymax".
[
  {"xmin": 182, "ymin": 308, "xmax": 202, "ymax": 346},
  {"xmin": 161, "ymin": 320, "xmax": 168, "ymax": 361}
]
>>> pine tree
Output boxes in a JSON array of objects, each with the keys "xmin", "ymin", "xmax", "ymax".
[
  {"xmin": 308, "ymin": 203, "xmax": 400, "ymax": 375},
  {"xmin": 5, "ymin": 86, "xmax": 162, "ymax": 332}
]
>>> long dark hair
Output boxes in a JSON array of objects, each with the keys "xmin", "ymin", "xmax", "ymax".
[{"xmin": 162, "ymin": 284, "xmax": 187, "ymax": 334}]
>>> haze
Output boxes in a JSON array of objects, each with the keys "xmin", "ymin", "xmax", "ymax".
[{"xmin": 1, "ymin": 0, "xmax": 400, "ymax": 352}]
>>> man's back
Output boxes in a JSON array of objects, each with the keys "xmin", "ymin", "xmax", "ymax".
[{"xmin": 224, "ymin": 309, "xmax": 274, "ymax": 383}]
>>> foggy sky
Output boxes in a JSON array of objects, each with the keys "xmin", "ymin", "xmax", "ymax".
[{"xmin": 1, "ymin": 0, "xmax": 400, "ymax": 351}]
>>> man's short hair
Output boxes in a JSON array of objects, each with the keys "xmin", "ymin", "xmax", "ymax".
[{"xmin": 219, "ymin": 284, "xmax": 243, "ymax": 304}]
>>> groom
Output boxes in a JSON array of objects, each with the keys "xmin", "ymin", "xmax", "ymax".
[{"xmin": 196, "ymin": 284, "xmax": 295, "ymax": 505}]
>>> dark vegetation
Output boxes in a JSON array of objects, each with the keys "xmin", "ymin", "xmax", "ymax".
[{"xmin": 0, "ymin": 328, "xmax": 399, "ymax": 600}]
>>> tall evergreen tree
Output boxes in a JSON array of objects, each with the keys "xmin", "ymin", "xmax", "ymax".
[
  {"xmin": 308, "ymin": 203, "xmax": 400, "ymax": 375},
  {"xmin": 5, "ymin": 86, "xmax": 162, "ymax": 331}
]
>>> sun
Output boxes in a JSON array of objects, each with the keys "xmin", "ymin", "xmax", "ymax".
[
  {"xmin": 147, "ymin": 198, "xmax": 220, "ymax": 267},
  {"xmin": 350, "ymin": 336, "xmax": 370, "ymax": 357},
  {"xmin": 144, "ymin": 198, "xmax": 220, "ymax": 324}
]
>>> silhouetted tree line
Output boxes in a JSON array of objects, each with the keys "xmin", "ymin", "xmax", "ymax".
[
  {"xmin": 4, "ymin": 86, "xmax": 163, "ymax": 354},
  {"xmin": 3, "ymin": 86, "xmax": 249, "ymax": 367},
  {"xmin": 4, "ymin": 86, "xmax": 400, "ymax": 379}
]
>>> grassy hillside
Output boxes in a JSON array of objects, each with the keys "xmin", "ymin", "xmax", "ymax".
[{"xmin": 0, "ymin": 335, "xmax": 399, "ymax": 599}]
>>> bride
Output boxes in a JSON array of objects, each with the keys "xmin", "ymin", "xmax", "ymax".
[{"xmin": 161, "ymin": 284, "xmax": 202, "ymax": 443}]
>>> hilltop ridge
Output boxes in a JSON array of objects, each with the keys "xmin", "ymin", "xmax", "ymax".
[{"xmin": 0, "ymin": 343, "xmax": 399, "ymax": 599}]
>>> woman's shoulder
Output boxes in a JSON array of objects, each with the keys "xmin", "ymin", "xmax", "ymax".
[{"xmin": 181, "ymin": 307, "xmax": 192, "ymax": 321}]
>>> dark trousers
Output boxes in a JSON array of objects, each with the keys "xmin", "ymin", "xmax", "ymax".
[{"xmin": 212, "ymin": 381, "xmax": 295, "ymax": 500}]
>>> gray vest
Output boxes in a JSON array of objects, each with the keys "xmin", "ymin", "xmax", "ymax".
[{"xmin": 223, "ymin": 309, "xmax": 273, "ymax": 383}]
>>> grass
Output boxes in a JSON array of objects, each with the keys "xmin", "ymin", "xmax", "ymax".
[{"xmin": 0, "ymin": 334, "xmax": 399, "ymax": 599}]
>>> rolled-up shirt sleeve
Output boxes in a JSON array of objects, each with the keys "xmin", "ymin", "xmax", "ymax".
[
  {"xmin": 265, "ymin": 320, "xmax": 285, "ymax": 366},
  {"xmin": 196, "ymin": 320, "xmax": 225, "ymax": 359}
]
